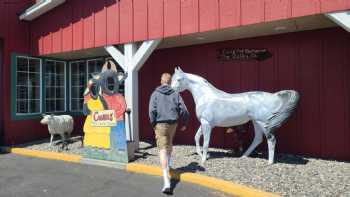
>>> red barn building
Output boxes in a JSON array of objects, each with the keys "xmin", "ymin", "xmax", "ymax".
[{"xmin": 1, "ymin": 0, "xmax": 350, "ymax": 161}]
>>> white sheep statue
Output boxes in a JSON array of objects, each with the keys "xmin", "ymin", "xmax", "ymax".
[{"xmin": 40, "ymin": 114, "xmax": 74, "ymax": 149}]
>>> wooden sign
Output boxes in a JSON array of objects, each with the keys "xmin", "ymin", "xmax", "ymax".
[{"xmin": 217, "ymin": 48, "xmax": 272, "ymax": 62}]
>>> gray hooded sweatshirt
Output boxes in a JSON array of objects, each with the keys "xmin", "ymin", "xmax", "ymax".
[{"xmin": 149, "ymin": 85, "xmax": 189, "ymax": 128}]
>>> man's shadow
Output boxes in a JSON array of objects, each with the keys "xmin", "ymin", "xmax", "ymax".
[{"xmin": 167, "ymin": 162, "xmax": 205, "ymax": 195}]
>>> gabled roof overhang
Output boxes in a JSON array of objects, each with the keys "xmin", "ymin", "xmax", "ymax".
[{"xmin": 19, "ymin": 0, "xmax": 65, "ymax": 21}]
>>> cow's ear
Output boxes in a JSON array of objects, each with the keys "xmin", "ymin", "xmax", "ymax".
[
  {"xmin": 102, "ymin": 61, "xmax": 108, "ymax": 72},
  {"xmin": 109, "ymin": 60, "xmax": 118, "ymax": 72}
]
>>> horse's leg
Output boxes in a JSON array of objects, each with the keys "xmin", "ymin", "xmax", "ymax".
[
  {"xmin": 265, "ymin": 132, "xmax": 276, "ymax": 164},
  {"xmin": 242, "ymin": 121, "xmax": 263, "ymax": 157},
  {"xmin": 194, "ymin": 126, "xmax": 202, "ymax": 157},
  {"xmin": 49, "ymin": 134, "xmax": 54, "ymax": 147},
  {"xmin": 200, "ymin": 119, "xmax": 212, "ymax": 164}
]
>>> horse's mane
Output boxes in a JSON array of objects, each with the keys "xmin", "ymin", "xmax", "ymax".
[{"xmin": 186, "ymin": 73, "xmax": 233, "ymax": 96}]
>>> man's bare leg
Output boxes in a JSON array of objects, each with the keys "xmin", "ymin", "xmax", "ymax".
[
  {"xmin": 167, "ymin": 146, "xmax": 173, "ymax": 169},
  {"xmin": 160, "ymin": 148, "xmax": 171, "ymax": 193}
]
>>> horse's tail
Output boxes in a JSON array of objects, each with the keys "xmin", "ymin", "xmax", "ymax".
[{"xmin": 268, "ymin": 90, "xmax": 300, "ymax": 131}]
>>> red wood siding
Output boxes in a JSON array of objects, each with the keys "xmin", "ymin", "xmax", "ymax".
[
  {"xmin": 181, "ymin": 0, "xmax": 199, "ymax": 35},
  {"xmin": 106, "ymin": 0, "xmax": 120, "ymax": 45},
  {"xmin": 61, "ymin": 2, "xmax": 73, "ymax": 52},
  {"xmin": 29, "ymin": 0, "xmax": 350, "ymax": 56},
  {"xmin": 320, "ymin": 0, "xmax": 349, "ymax": 13},
  {"xmin": 0, "ymin": 1, "xmax": 85, "ymax": 146},
  {"xmin": 139, "ymin": 28, "xmax": 350, "ymax": 161},
  {"xmin": 94, "ymin": 0, "xmax": 107, "ymax": 47},
  {"xmin": 241, "ymin": 0, "xmax": 265, "ymax": 25},
  {"xmin": 0, "ymin": 0, "xmax": 44, "ymax": 145},
  {"xmin": 291, "ymin": 0, "xmax": 321, "ymax": 18},
  {"xmin": 0, "ymin": 39, "xmax": 3, "ymax": 144},
  {"xmin": 219, "ymin": 0, "xmax": 241, "ymax": 29},
  {"xmin": 298, "ymin": 31, "xmax": 322, "ymax": 156},
  {"xmin": 119, "ymin": 0, "xmax": 133, "ymax": 43},
  {"xmin": 199, "ymin": 0, "xmax": 219, "ymax": 32},
  {"xmin": 133, "ymin": 0, "xmax": 148, "ymax": 41},
  {"xmin": 164, "ymin": 0, "xmax": 181, "ymax": 37},
  {"xmin": 148, "ymin": 0, "xmax": 164, "ymax": 39},
  {"xmin": 265, "ymin": 0, "xmax": 292, "ymax": 22},
  {"xmin": 0, "ymin": 0, "xmax": 31, "ymax": 123},
  {"xmin": 72, "ymin": 0, "xmax": 84, "ymax": 51},
  {"xmin": 83, "ymin": 0, "xmax": 95, "ymax": 49}
]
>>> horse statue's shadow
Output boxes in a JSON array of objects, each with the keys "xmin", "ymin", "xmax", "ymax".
[{"xmin": 198, "ymin": 150, "xmax": 309, "ymax": 165}]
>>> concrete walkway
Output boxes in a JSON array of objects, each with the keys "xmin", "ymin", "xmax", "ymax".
[{"xmin": 0, "ymin": 153, "xmax": 229, "ymax": 197}]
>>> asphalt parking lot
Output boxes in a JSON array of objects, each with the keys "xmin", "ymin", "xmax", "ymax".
[{"xmin": 0, "ymin": 153, "xmax": 228, "ymax": 197}]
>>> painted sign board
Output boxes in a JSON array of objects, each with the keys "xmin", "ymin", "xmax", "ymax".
[
  {"xmin": 217, "ymin": 48, "xmax": 272, "ymax": 62},
  {"xmin": 82, "ymin": 60, "xmax": 130, "ymax": 163}
]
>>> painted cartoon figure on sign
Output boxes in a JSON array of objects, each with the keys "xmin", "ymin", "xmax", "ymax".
[
  {"xmin": 82, "ymin": 74, "xmax": 110, "ymax": 149},
  {"xmin": 82, "ymin": 60, "xmax": 128, "ymax": 151},
  {"xmin": 99, "ymin": 60, "xmax": 128, "ymax": 150},
  {"xmin": 171, "ymin": 67, "xmax": 299, "ymax": 164}
]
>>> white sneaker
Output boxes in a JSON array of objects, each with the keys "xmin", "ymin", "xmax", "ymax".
[{"xmin": 161, "ymin": 185, "xmax": 171, "ymax": 194}]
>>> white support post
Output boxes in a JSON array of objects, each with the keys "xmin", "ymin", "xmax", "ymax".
[
  {"xmin": 104, "ymin": 45, "xmax": 126, "ymax": 71},
  {"xmin": 325, "ymin": 10, "xmax": 350, "ymax": 32},
  {"xmin": 104, "ymin": 39, "xmax": 161, "ymax": 150},
  {"xmin": 124, "ymin": 43, "xmax": 138, "ymax": 146}
]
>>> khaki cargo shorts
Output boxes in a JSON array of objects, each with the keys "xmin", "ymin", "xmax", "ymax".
[{"xmin": 154, "ymin": 123, "xmax": 177, "ymax": 149}]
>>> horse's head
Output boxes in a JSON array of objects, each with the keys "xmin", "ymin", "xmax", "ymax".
[{"xmin": 171, "ymin": 67, "xmax": 188, "ymax": 92}]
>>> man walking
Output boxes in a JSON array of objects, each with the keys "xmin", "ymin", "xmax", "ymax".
[{"xmin": 149, "ymin": 73, "xmax": 189, "ymax": 194}]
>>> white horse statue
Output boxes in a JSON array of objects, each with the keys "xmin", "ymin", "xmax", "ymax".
[{"xmin": 171, "ymin": 67, "xmax": 299, "ymax": 164}]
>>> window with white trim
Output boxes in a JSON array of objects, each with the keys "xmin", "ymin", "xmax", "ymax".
[
  {"xmin": 87, "ymin": 58, "xmax": 104, "ymax": 79},
  {"xmin": 16, "ymin": 56, "xmax": 41, "ymax": 114},
  {"xmin": 44, "ymin": 60, "xmax": 66, "ymax": 112},
  {"xmin": 70, "ymin": 60, "xmax": 87, "ymax": 112},
  {"xmin": 69, "ymin": 58, "xmax": 125, "ymax": 112}
]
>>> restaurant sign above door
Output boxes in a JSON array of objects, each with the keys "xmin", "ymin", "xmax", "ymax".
[{"xmin": 217, "ymin": 48, "xmax": 272, "ymax": 62}]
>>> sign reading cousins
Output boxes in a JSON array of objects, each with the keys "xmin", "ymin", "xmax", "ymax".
[
  {"xmin": 217, "ymin": 48, "xmax": 272, "ymax": 62},
  {"xmin": 91, "ymin": 110, "xmax": 117, "ymax": 127}
]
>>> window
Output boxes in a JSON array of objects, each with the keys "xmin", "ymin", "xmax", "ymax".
[
  {"xmin": 70, "ymin": 60, "xmax": 87, "ymax": 112},
  {"xmin": 15, "ymin": 56, "xmax": 41, "ymax": 114},
  {"xmin": 69, "ymin": 57, "xmax": 125, "ymax": 113},
  {"xmin": 44, "ymin": 60, "xmax": 66, "ymax": 112},
  {"xmin": 87, "ymin": 58, "xmax": 104, "ymax": 79},
  {"xmin": 13, "ymin": 55, "xmax": 125, "ymax": 118},
  {"xmin": 70, "ymin": 58, "xmax": 104, "ymax": 112}
]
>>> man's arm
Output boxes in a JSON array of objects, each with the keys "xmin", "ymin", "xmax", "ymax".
[
  {"xmin": 178, "ymin": 95, "xmax": 189, "ymax": 128},
  {"xmin": 149, "ymin": 92, "xmax": 157, "ymax": 128}
]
